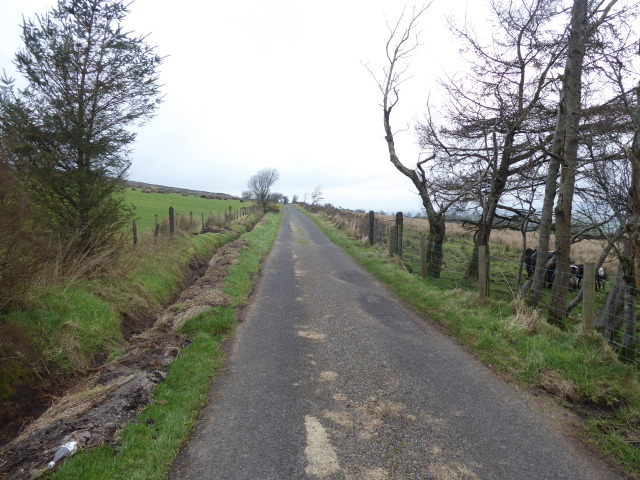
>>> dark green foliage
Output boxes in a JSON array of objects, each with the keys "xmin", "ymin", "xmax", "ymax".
[
  {"xmin": 0, "ymin": 146, "xmax": 50, "ymax": 308},
  {"xmin": 0, "ymin": 0, "xmax": 163, "ymax": 253}
]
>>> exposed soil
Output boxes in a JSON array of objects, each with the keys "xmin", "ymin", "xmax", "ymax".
[{"xmin": 0, "ymin": 238, "xmax": 249, "ymax": 480}]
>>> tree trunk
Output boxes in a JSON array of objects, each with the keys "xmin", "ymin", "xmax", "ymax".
[
  {"xmin": 621, "ymin": 283, "xmax": 637, "ymax": 363},
  {"xmin": 466, "ymin": 130, "xmax": 511, "ymax": 279},
  {"xmin": 595, "ymin": 266, "xmax": 625, "ymax": 341},
  {"xmin": 383, "ymin": 107, "xmax": 446, "ymax": 278},
  {"xmin": 621, "ymin": 105, "xmax": 640, "ymax": 362},
  {"xmin": 548, "ymin": 0, "xmax": 589, "ymax": 325},
  {"xmin": 426, "ymin": 215, "xmax": 446, "ymax": 278},
  {"xmin": 595, "ymin": 240, "xmax": 636, "ymax": 362}
]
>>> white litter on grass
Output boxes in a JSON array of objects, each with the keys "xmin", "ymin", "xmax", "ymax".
[{"xmin": 47, "ymin": 440, "xmax": 78, "ymax": 468}]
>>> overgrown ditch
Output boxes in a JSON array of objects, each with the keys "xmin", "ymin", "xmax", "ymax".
[{"xmin": 0, "ymin": 216, "xmax": 264, "ymax": 480}]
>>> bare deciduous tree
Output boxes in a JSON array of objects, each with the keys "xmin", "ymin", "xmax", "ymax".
[
  {"xmin": 311, "ymin": 186, "xmax": 324, "ymax": 205},
  {"xmin": 366, "ymin": 3, "xmax": 462, "ymax": 278},
  {"xmin": 248, "ymin": 168, "xmax": 279, "ymax": 213},
  {"xmin": 544, "ymin": 0, "xmax": 618, "ymax": 324},
  {"xmin": 419, "ymin": 0, "xmax": 565, "ymax": 280}
]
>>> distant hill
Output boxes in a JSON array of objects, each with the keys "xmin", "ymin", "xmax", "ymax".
[{"xmin": 125, "ymin": 180, "xmax": 237, "ymax": 199}]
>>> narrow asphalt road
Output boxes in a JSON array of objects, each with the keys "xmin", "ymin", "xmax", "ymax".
[{"xmin": 170, "ymin": 205, "xmax": 621, "ymax": 480}]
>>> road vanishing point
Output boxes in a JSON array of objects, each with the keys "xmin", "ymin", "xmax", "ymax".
[{"xmin": 170, "ymin": 205, "xmax": 621, "ymax": 480}]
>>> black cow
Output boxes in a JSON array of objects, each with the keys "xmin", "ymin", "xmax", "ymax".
[
  {"xmin": 570, "ymin": 264, "xmax": 609, "ymax": 292},
  {"xmin": 523, "ymin": 249, "xmax": 555, "ymax": 287},
  {"xmin": 523, "ymin": 248, "xmax": 536, "ymax": 277},
  {"xmin": 569, "ymin": 263, "xmax": 584, "ymax": 291}
]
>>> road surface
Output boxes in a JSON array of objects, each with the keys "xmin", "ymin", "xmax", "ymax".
[{"xmin": 170, "ymin": 205, "xmax": 621, "ymax": 480}]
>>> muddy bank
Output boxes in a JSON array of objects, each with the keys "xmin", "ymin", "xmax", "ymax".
[{"xmin": 0, "ymin": 238, "xmax": 248, "ymax": 480}]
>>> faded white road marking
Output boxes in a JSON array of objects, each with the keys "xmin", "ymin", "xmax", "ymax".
[
  {"xmin": 297, "ymin": 330, "xmax": 326, "ymax": 340},
  {"xmin": 304, "ymin": 415, "xmax": 341, "ymax": 477},
  {"xmin": 345, "ymin": 468, "xmax": 389, "ymax": 480},
  {"xmin": 320, "ymin": 371, "xmax": 338, "ymax": 382},
  {"xmin": 429, "ymin": 461, "xmax": 480, "ymax": 479}
]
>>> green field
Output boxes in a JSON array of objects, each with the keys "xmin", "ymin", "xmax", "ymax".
[{"xmin": 126, "ymin": 188, "xmax": 250, "ymax": 231}]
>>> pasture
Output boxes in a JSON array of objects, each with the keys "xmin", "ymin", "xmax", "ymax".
[{"xmin": 126, "ymin": 188, "xmax": 250, "ymax": 232}]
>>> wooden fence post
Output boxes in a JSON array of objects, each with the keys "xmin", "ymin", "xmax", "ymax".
[
  {"xmin": 395, "ymin": 212, "xmax": 404, "ymax": 258},
  {"xmin": 368, "ymin": 211, "xmax": 375, "ymax": 246},
  {"xmin": 132, "ymin": 220, "xmax": 138, "ymax": 245},
  {"xmin": 154, "ymin": 214, "xmax": 159, "ymax": 238},
  {"xmin": 169, "ymin": 207, "xmax": 175, "ymax": 237},
  {"xmin": 190, "ymin": 211, "xmax": 194, "ymax": 229},
  {"xmin": 583, "ymin": 262, "xmax": 596, "ymax": 331},
  {"xmin": 201, "ymin": 213, "xmax": 205, "ymax": 230},
  {"xmin": 420, "ymin": 234, "xmax": 428, "ymax": 278},
  {"xmin": 388, "ymin": 226, "xmax": 397, "ymax": 257},
  {"xmin": 478, "ymin": 245, "xmax": 488, "ymax": 299}
]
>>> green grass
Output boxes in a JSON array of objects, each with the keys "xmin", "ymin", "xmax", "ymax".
[
  {"xmin": 0, "ymin": 213, "xmax": 261, "ymax": 402},
  {"xmin": 46, "ymin": 212, "xmax": 282, "ymax": 480},
  {"xmin": 304, "ymin": 208, "xmax": 640, "ymax": 476},
  {"xmin": 4, "ymin": 286, "xmax": 122, "ymax": 374},
  {"xmin": 125, "ymin": 188, "xmax": 250, "ymax": 231}
]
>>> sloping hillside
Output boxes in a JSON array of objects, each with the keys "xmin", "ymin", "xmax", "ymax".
[{"xmin": 125, "ymin": 180, "xmax": 237, "ymax": 199}]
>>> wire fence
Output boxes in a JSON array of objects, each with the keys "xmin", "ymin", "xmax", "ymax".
[
  {"xmin": 131, "ymin": 204, "xmax": 263, "ymax": 245},
  {"xmin": 307, "ymin": 205, "xmax": 638, "ymax": 366}
]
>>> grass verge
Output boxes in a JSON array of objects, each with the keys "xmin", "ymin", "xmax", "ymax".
[
  {"xmin": 304, "ymin": 209, "xmax": 640, "ymax": 476},
  {"xmin": 45, "ymin": 212, "xmax": 281, "ymax": 480}
]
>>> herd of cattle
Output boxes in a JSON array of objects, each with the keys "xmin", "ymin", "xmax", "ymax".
[{"xmin": 523, "ymin": 248, "xmax": 608, "ymax": 291}]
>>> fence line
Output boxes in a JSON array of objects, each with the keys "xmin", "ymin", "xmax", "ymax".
[
  {"xmin": 132, "ymin": 204, "xmax": 262, "ymax": 244},
  {"xmin": 307, "ymin": 204, "xmax": 638, "ymax": 365}
]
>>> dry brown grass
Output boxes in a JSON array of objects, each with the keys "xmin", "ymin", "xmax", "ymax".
[
  {"xmin": 506, "ymin": 297, "xmax": 544, "ymax": 335},
  {"xmin": 399, "ymin": 215, "xmax": 614, "ymax": 265},
  {"xmin": 539, "ymin": 370, "xmax": 580, "ymax": 401},
  {"xmin": 34, "ymin": 230, "xmax": 132, "ymax": 288}
]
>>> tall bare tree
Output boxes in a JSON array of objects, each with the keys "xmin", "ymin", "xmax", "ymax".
[
  {"xmin": 248, "ymin": 168, "xmax": 279, "ymax": 213},
  {"xmin": 545, "ymin": 0, "xmax": 618, "ymax": 324},
  {"xmin": 586, "ymin": 11, "xmax": 640, "ymax": 359},
  {"xmin": 311, "ymin": 186, "xmax": 324, "ymax": 206},
  {"xmin": 418, "ymin": 0, "xmax": 565, "ymax": 280},
  {"xmin": 366, "ymin": 3, "xmax": 463, "ymax": 278}
]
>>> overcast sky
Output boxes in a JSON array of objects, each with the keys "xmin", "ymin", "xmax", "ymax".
[{"xmin": 0, "ymin": 0, "xmax": 479, "ymax": 214}]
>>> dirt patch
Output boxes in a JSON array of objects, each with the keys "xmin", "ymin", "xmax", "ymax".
[{"xmin": 0, "ymin": 237, "xmax": 250, "ymax": 480}]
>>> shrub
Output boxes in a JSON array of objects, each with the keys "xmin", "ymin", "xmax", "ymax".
[{"xmin": 0, "ymin": 150, "xmax": 50, "ymax": 308}]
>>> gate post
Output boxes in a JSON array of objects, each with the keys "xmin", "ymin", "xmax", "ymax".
[
  {"xmin": 395, "ymin": 212, "xmax": 404, "ymax": 257},
  {"xmin": 368, "ymin": 211, "xmax": 375, "ymax": 246}
]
